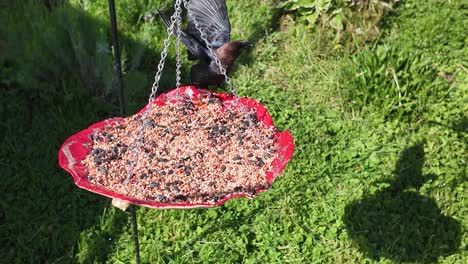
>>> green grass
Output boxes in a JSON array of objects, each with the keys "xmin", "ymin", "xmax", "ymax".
[{"xmin": 1, "ymin": 0, "xmax": 466, "ymax": 263}]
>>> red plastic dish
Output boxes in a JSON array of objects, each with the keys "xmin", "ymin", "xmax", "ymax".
[{"xmin": 58, "ymin": 86, "xmax": 294, "ymax": 209}]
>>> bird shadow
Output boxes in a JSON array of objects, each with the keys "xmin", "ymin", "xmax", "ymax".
[{"xmin": 343, "ymin": 142, "xmax": 462, "ymax": 263}]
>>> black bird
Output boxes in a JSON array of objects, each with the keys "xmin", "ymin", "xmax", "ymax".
[{"xmin": 159, "ymin": 0, "xmax": 252, "ymax": 89}]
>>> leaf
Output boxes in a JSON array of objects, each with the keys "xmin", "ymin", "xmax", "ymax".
[
  {"xmin": 282, "ymin": 0, "xmax": 316, "ymax": 11},
  {"xmin": 330, "ymin": 13, "xmax": 343, "ymax": 30},
  {"xmin": 315, "ymin": 0, "xmax": 332, "ymax": 11},
  {"xmin": 306, "ymin": 11, "xmax": 320, "ymax": 24}
]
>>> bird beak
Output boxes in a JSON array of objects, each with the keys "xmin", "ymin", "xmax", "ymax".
[{"xmin": 242, "ymin": 42, "xmax": 254, "ymax": 49}]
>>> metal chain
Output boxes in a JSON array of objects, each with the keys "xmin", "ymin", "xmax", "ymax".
[
  {"xmin": 125, "ymin": 0, "xmax": 183, "ymax": 181},
  {"xmin": 173, "ymin": 0, "xmax": 183, "ymax": 88}
]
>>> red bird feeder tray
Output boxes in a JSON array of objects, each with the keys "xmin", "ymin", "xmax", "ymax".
[{"xmin": 58, "ymin": 86, "xmax": 294, "ymax": 209}]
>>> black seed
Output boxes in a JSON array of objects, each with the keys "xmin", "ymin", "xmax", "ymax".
[
  {"xmin": 256, "ymin": 157, "xmax": 265, "ymax": 167},
  {"xmin": 154, "ymin": 112, "xmax": 162, "ymax": 117},
  {"xmin": 175, "ymin": 195, "xmax": 187, "ymax": 201},
  {"xmin": 149, "ymin": 182, "xmax": 160, "ymax": 188},
  {"xmin": 156, "ymin": 195, "xmax": 167, "ymax": 202},
  {"xmin": 241, "ymin": 121, "xmax": 250, "ymax": 127},
  {"xmin": 88, "ymin": 134, "xmax": 95, "ymax": 141},
  {"xmin": 253, "ymin": 145, "xmax": 260, "ymax": 150},
  {"xmin": 221, "ymin": 165, "xmax": 226, "ymax": 172},
  {"xmin": 98, "ymin": 166, "xmax": 107, "ymax": 174},
  {"xmin": 208, "ymin": 96, "xmax": 217, "ymax": 104},
  {"xmin": 233, "ymin": 186, "xmax": 243, "ymax": 192},
  {"xmin": 233, "ymin": 155, "xmax": 242, "ymax": 161},
  {"xmin": 97, "ymin": 151, "xmax": 105, "ymax": 158},
  {"xmin": 102, "ymin": 132, "xmax": 108, "ymax": 137},
  {"xmin": 173, "ymin": 186, "xmax": 181, "ymax": 193},
  {"xmin": 91, "ymin": 148, "xmax": 101, "ymax": 155},
  {"xmin": 88, "ymin": 176, "xmax": 94, "ymax": 181},
  {"xmin": 249, "ymin": 114, "xmax": 258, "ymax": 123},
  {"xmin": 168, "ymin": 169, "xmax": 174, "ymax": 174},
  {"xmin": 161, "ymin": 128, "xmax": 170, "ymax": 136},
  {"xmin": 116, "ymin": 125, "xmax": 125, "ymax": 130},
  {"xmin": 264, "ymin": 153, "xmax": 271, "ymax": 159},
  {"xmin": 148, "ymin": 153, "xmax": 156, "ymax": 159},
  {"xmin": 160, "ymin": 171, "xmax": 166, "ymax": 177},
  {"xmin": 213, "ymin": 195, "xmax": 221, "ymax": 202},
  {"xmin": 208, "ymin": 181, "xmax": 215, "ymax": 186},
  {"xmin": 140, "ymin": 174, "xmax": 148, "ymax": 179},
  {"xmin": 217, "ymin": 149, "xmax": 224, "ymax": 155},
  {"xmin": 247, "ymin": 153, "xmax": 254, "ymax": 157},
  {"xmin": 145, "ymin": 120, "xmax": 156, "ymax": 128},
  {"xmin": 157, "ymin": 158, "xmax": 169, "ymax": 162}
]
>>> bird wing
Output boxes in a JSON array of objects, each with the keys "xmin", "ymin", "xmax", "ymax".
[
  {"xmin": 158, "ymin": 10, "xmax": 210, "ymax": 61},
  {"xmin": 187, "ymin": 0, "xmax": 231, "ymax": 48}
]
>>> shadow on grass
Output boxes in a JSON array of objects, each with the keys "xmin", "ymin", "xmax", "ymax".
[{"xmin": 343, "ymin": 142, "xmax": 461, "ymax": 263}]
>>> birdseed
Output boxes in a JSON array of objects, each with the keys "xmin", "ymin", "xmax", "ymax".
[{"xmin": 82, "ymin": 94, "xmax": 279, "ymax": 205}]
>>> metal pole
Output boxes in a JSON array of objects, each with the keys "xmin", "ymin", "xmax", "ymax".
[
  {"xmin": 130, "ymin": 206, "xmax": 141, "ymax": 264},
  {"xmin": 108, "ymin": 1, "xmax": 140, "ymax": 263},
  {"xmin": 108, "ymin": 0, "xmax": 126, "ymax": 117}
]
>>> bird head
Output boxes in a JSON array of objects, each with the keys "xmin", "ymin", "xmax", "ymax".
[
  {"xmin": 236, "ymin": 41, "xmax": 254, "ymax": 53},
  {"xmin": 218, "ymin": 41, "xmax": 253, "ymax": 58}
]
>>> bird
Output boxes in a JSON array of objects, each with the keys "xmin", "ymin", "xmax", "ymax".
[{"xmin": 158, "ymin": 0, "xmax": 252, "ymax": 89}]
